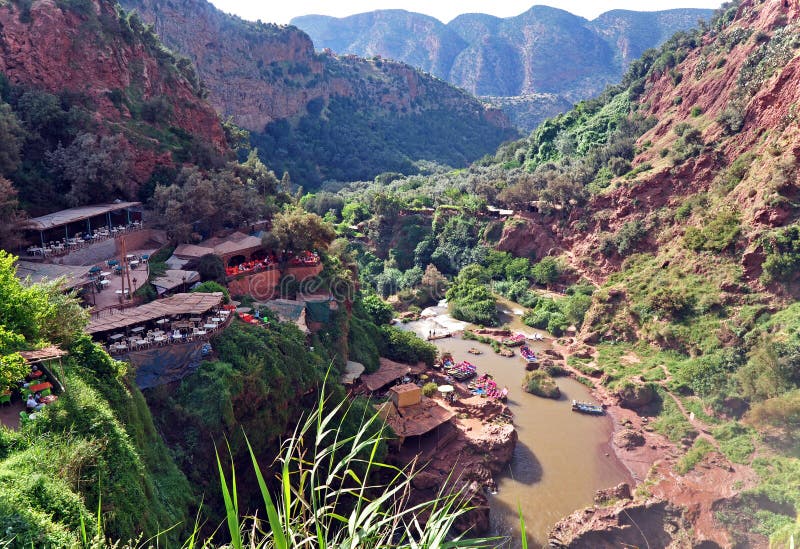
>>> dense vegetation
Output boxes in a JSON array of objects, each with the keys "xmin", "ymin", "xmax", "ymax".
[{"xmin": 0, "ymin": 252, "xmax": 194, "ymax": 545}]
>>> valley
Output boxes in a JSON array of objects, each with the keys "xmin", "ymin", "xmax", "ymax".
[{"xmin": 0, "ymin": 0, "xmax": 799, "ymax": 547}]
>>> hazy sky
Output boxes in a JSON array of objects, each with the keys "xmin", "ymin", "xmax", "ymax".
[{"xmin": 209, "ymin": 0, "xmax": 722, "ymax": 25}]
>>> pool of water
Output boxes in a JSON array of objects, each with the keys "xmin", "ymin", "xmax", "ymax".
[{"xmin": 401, "ymin": 311, "xmax": 631, "ymax": 547}]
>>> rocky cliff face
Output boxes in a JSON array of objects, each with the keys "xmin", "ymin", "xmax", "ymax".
[
  {"xmin": 0, "ymin": 0, "xmax": 227, "ymax": 186},
  {"xmin": 0, "ymin": 0, "xmax": 226, "ymax": 147},
  {"xmin": 119, "ymin": 0, "xmax": 515, "ymax": 185},
  {"xmin": 293, "ymin": 7, "xmax": 713, "ymax": 131},
  {"xmin": 500, "ymin": 0, "xmax": 800, "ymax": 288}
]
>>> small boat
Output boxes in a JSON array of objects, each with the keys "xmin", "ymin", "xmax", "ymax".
[
  {"xmin": 571, "ymin": 400, "xmax": 605, "ymax": 415},
  {"xmin": 468, "ymin": 347, "xmax": 483, "ymax": 355},
  {"xmin": 520, "ymin": 345, "xmax": 538, "ymax": 365},
  {"xmin": 501, "ymin": 333, "xmax": 526, "ymax": 347}
]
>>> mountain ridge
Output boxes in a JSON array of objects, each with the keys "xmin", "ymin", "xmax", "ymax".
[
  {"xmin": 119, "ymin": 0, "xmax": 516, "ymax": 185},
  {"xmin": 292, "ymin": 6, "xmax": 714, "ymax": 130}
]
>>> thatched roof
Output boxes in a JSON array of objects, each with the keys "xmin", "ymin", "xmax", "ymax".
[
  {"xmin": 377, "ymin": 398, "xmax": 455, "ymax": 438},
  {"xmin": 361, "ymin": 359, "xmax": 412, "ymax": 392},
  {"xmin": 15, "ymin": 261, "xmax": 92, "ymax": 290},
  {"xmin": 87, "ymin": 292, "xmax": 223, "ymax": 334},
  {"xmin": 19, "ymin": 346, "xmax": 67, "ymax": 364},
  {"xmin": 24, "ymin": 202, "xmax": 141, "ymax": 230}
]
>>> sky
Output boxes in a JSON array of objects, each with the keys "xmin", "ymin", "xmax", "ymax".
[{"xmin": 209, "ymin": 0, "xmax": 723, "ymax": 25}]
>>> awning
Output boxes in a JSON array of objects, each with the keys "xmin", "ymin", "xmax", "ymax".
[
  {"xmin": 87, "ymin": 292, "xmax": 224, "ymax": 334},
  {"xmin": 23, "ymin": 202, "xmax": 141, "ymax": 231}
]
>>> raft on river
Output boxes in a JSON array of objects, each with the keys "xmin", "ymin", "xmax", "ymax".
[
  {"xmin": 520, "ymin": 345, "xmax": 538, "ymax": 365},
  {"xmin": 571, "ymin": 400, "xmax": 605, "ymax": 415}
]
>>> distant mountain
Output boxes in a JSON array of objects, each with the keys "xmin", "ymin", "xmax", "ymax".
[
  {"xmin": 293, "ymin": 6, "xmax": 713, "ymax": 130},
  {"xmin": 120, "ymin": 0, "xmax": 516, "ymax": 186}
]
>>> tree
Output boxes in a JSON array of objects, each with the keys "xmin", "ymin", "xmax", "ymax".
[
  {"xmin": 269, "ymin": 207, "xmax": 336, "ymax": 255},
  {"xmin": 197, "ymin": 254, "xmax": 226, "ymax": 283},
  {"xmin": 192, "ymin": 281, "xmax": 230, "ymax": 303},
  {"xmin": 0, "ymin": 102, "xmax": 24, "ymax": 176},
  {"xmin": 362, "ymin": 294, "xmax": 394, "ymax": 325},
  {"xmin": 0, "ymin": 178, "xmax": 26, "ymax": 250},
  {"xmin": 47, "ymin": 133, "xmax": 134, "ymax": 206},
  {"xmin": 531, "ymin": 257, "xmax": 561, "ymax": 285}
]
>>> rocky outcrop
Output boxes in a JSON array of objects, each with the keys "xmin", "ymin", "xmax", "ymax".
[
  {"xmin": 549, "ymin": 499, "xmax": 692, "ymax": 548},
  {"xmin": 616, "ymin": 382, "xmax": 656, "ymax": 410},
  {"xmin": 0, "ymin": 0, "xmax": 228, "ymax": 186},
  {"xmin": 613, "ymin": 429, "xmax": 646, "ymax": 450},
  {"xmin": 594, "ymin": 482, "xmax": 633, "ymax": 505}
]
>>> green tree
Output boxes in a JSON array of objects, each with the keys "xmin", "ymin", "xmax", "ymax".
[
  {"xmin": 531, "ymin": 256, "xmax": 561, "ymax": 285},
  {"xmin": 0, "ymin": 177, "xmax": 26, "ymax": 250},
  {"xmin": 0, "ymin": 102, "xmax": 24, "ymax": 176},
  {"xmin": 197, "ymin": 253, "xmax": 226, "ymax": 283},
  {"xmin": 362, "ymin": 293, "xmax": 394, "ymax": 325},
  {"xmin": 270, "ymin": 207, "xmax": 336, "ymax": 254}
]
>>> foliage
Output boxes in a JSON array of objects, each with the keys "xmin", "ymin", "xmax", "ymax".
[
  {"xmin": 683, "ymin": 209, "xmax": 741, "ymax": 252},
  {"xmin": 446, "ymin": 267, "xmax": 498, "ymax": 326},
  {"xmin": 675, "ymin": 438, "xmax": 715, "ymax": 474},
  {"xmin": 746, "ymin": 390, "xmax": 800, "ymax": 433},
  {"xmin": 361, "ymin": 293, "xmax": 394, "ymax": 325},
  {"xmin": 215, "ymin": 382, "xmax": 495, "ymax": 548},
  {"xmin": 0, "ymin": 177, "xmax": 26, "ymax": 253},
  {"xmin": 197, "ymin": 253, "xmax": 226, "ymax": 283},
  {"xmin": 379, "ymin": 326, "xmax": 437, "ymax": 366},
  {"xmin": 523, "ymin": 370, "xmax": 560, "ymax": 398},
  {"xmin": 531, "ymin": 256, "xmax": 561, "ymax": 285},
  {"xmin": 192, "ymin": 280, "xmax": 230, "ymax": 303},
  {"xmin": 151, "ymin": 164, "xmax": 270, "ymax": 242},
  {"xmin": 422, "ymin": 381, "xmax": 438, "ymax": 397},
  {"xmin": 760, "ymin": 225, "xmax": 800, "ymax": 283},
  {"xmin": 253, "ymin": 96, "xmax": 513, "ymax": 187},
  {"xmin": 268, "ymin": 206, "xmax": 336, "ymax": 255}
]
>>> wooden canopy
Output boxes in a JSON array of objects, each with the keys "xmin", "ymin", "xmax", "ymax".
[{"xmin": 87, "ymin": 292, "xmax": 223, "ymax": 334}]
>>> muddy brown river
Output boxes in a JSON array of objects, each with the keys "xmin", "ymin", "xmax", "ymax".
[{"xmin": 402, "ymin": 307, "xmax": 631, "ymax": 547}]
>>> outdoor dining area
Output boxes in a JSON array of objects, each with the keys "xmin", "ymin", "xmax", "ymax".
[
  {"xmin": 0, "ymin": 347, "xmax": 66, "ymax": 428},
  {"xmin": 87, "ymin": 292, "xmax": 229, "ymax": 355},
  {"xmin": 21, "ymin": 202, "xmax": 143, "ymax": 258}
]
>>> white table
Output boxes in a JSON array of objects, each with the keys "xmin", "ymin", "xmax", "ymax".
[
  {"xmin": 99, "ymin": 280, "xmax": 110, "ymax": 286},
  {"xmin": 210, "ymin": 317, "xmax": 221, "ymax": 323},
  {"xmin": 156, "ymin": 319, "xmax": 169, "ymax": 325},
  {"xmin": 115, "ymin": 289, "xmax": 130, "ymax": 295},
  {"xmin": 189, "ymin": 317, "xmax": 202, "ymax": 322},
  {"xmin": 204, "ymin": 323, "xmax": 218, "ymax": 330},
  {"xmin": 131, "ymin": 326, "xmax": 145, "ymax": 333},
  {"xmin": 100, "ymin": 271, "xmax": 111, "ymax": 277},
  {"xmin": 109, "ymin": 334, "xmax": 124, "ymax": 340},
  {"xmin": 130, "ymin": 260, "xmax": 140, "ymax": 268},
  {"xmin": 153, "ymin": 336, "xmax": 166, "ymax": 344},
  {"xmin": 134, "ymin": 339, "xmax": 148, "ymax": 347},
  {"xmin": 196, "ymin": 330, "xmax": 207, "ymax": 336}
]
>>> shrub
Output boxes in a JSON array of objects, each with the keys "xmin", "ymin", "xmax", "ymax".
[
  {"xmin": 192, "ymin": 280, "xmax": 230, "ymax": 303},
  {"xmin": 531, "ymin": 256, "xmax": 561, "ymax": 285},
  {"xmin": 422, "ymin": 382, "xmax": 438, "ymax": 397},
  {"xmin": 675, "ymin": 438, "xmax": 714, "ymax": 474},
  {"xmin": 691, "ymin": 106, "xmax": 703, "ymax": 117},
  {"xmin": 523, "ymin": 370, "xmax": 560, "ymax": 398},
  {"xmin": 197, "ymin": 253, "xmax": 226, "ymax": 283},
  {"xmin": 379, "ymin": 326, "xmax": 437, "ymax": 366},
  {"xmin": 361, "ymin": 293, "xmax": 394, "ymax": 325}
]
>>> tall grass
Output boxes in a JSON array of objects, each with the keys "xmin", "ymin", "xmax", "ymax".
[{"xmin": 213, "ymin": 380, "xmax": 498, "ymax": 548}]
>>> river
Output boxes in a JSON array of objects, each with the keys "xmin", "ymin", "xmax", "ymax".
[{"xmin": 400, "ymin": 303, "xmax": 631, "ymax": 548}]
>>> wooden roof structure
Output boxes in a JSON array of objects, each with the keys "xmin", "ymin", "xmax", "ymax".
[
  {"xmin": 361, "ymin": 359, "xmax": 412, "ymax": 392},
  {"xmin": 377, "ymin": 398, "xmax": 455, "ymax": 438},
  {"xmin": 19, "ymin": 346, "xmax": 67, "ymax": 364},
  {"xmin": 87, "ymin": 292, "xmax": 223, "ymax": 334},
  {"xmin": 15, "ymin": 261, "xmax": 92, "ymax": 290},
  {"xmin": 23, "ymin": 202, "xmax": 141, "ymax": 231}
]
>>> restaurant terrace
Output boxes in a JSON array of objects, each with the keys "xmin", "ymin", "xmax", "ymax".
[
  {"xmin": 22, "ymin": 202, "xmax": 143, "ymax": 253},
  {"xmin": 88, "ymin": 292, "xmax": 225, "ymax": 335}
]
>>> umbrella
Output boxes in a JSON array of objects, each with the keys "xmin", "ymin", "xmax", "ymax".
[
  {"xmin": 89, "ymin": 266, "xmax": 101, "ymax": 273},
  {"xmin": 438, "ymin": 385, "xmax": 454, "ymax": 393}
]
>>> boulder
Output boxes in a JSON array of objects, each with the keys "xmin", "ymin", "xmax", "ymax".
[
  {"xmin": 613, "ymin": 429, "xmax": 646, "ymax": 449},
  {"xmin": 594, "ymin": 482, "xmax": 633, "ymax": 504},
  {"xmin": 616, "ymin": 382, "xmax": 655, "ymax": 409}
]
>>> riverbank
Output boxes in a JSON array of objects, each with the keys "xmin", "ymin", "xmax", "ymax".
[{"xmin": 545, "ymin": 338, "xmax": 761, "ymax": 548}]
